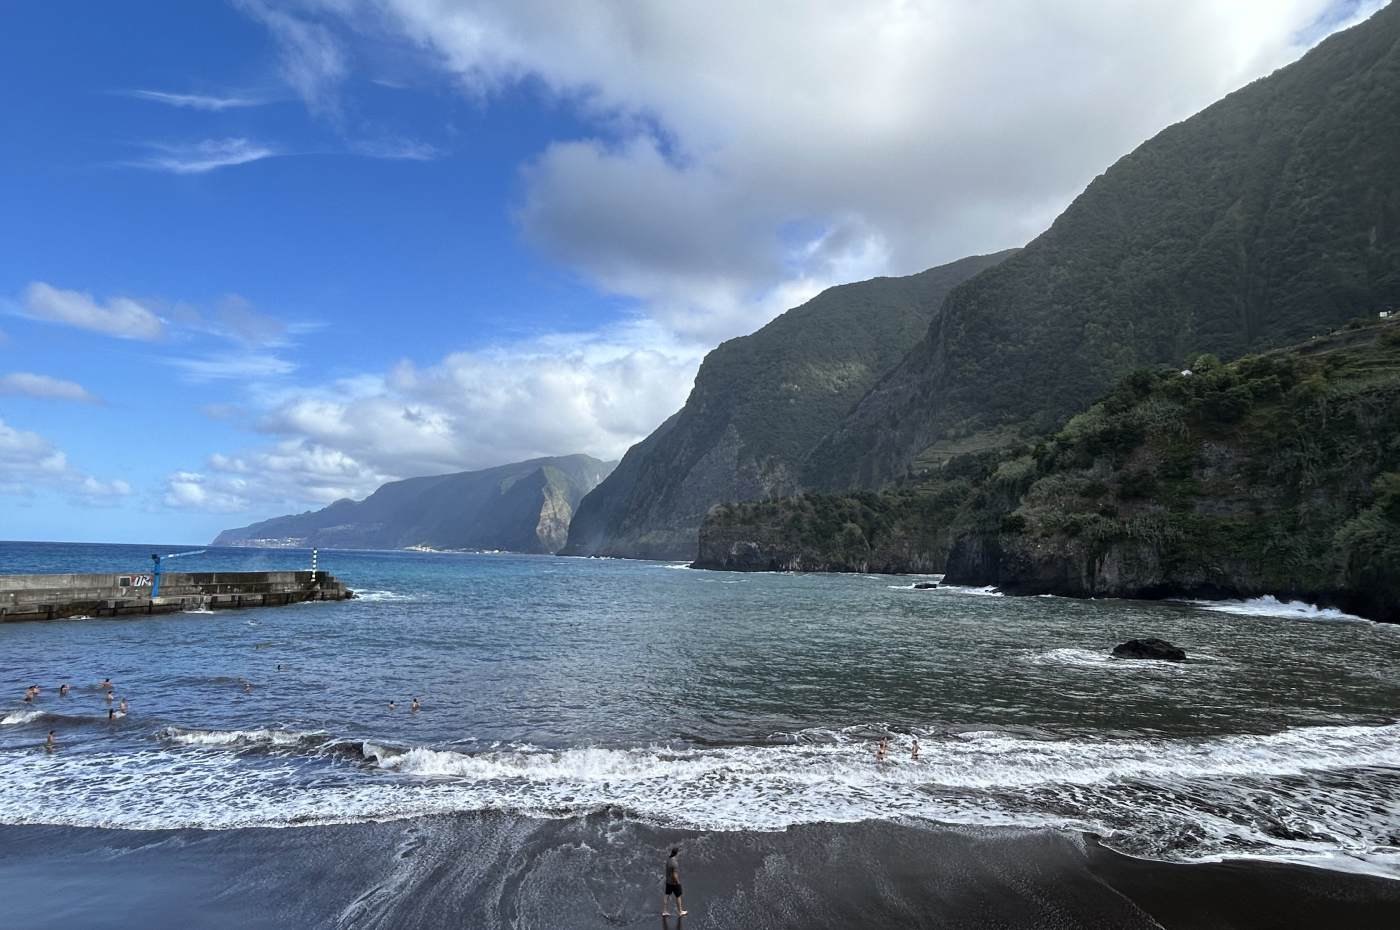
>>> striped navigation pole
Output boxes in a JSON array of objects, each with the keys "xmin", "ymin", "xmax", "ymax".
[{"xmin": 311, "ymin": 547, "xmax": 319, "ymax": 575}]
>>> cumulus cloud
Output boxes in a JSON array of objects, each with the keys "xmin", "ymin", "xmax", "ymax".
[
  {"xmin": 20, "ymin": 282, "xmax": 165, "ymax": 340},
  {"xmin": 124, "ymin": 89, "xmax": 267, "ymax": 111},
  {"xmin": 136, "ymin": 137, "xmax": 277, "ymax": 174},
  {"xmin": 166, "ymin": 321, "xmax": 703, "ymax": 513},
  {"xmin": 278, "ymin": 0, "xmax": 1386, "ymax": 342},
  {"xmin": 0, "ymin": 372, "xmax": 99, "ymax": 403},
  {"xmin": 162, "ymin": 442, "xmax": 393, "ymax": 513},
  {"xmin": 0, "ymin": 417, "xmax": 131, "ymax": 501}
]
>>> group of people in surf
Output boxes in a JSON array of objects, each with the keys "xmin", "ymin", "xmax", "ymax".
[
  {"xmin": 873, "ymin": 734, "xmax": 920, "ymax": 762},
  {"xmin": 19, "ymin": 677, "xmax": 127, "ymax": 752},
  {"xmin": 386, "ymin": 696, "xmax": 422, "ymax": 712}
]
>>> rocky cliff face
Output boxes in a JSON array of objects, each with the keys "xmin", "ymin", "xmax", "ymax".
[
  {"xmin": 561, "ymin": 250, "xmax": 1017, "ymax": 560},
  {"xmin": 941, "ymin": 321, "xmax": 1400, "ymax": 621},
  {"xmin": 814, "ymin": 3, "xmax": 1400, "ymax": 489},
  {"xmin": 213, "ymin": 454, "xmax": 615, "ymax": 554},
  {"xmin": 697, "ymin": 321, "xmax": 1400, "ymax": 622}
]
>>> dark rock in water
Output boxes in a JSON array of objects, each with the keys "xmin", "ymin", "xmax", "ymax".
[
  {"xmin": 913, "ymin": 582, "xmax": 939, "ymax": 589},
  {"xmin": 1111, "ymin": 638, "xmax": 1186, "ymax": 662}
]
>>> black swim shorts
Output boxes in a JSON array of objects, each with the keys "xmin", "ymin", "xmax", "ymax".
[{"xmin": 665, "ymin": 882, "xmax": 683, "ymax": 897}]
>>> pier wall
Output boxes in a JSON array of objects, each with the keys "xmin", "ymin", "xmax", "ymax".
[{"xmin": 0, "ymin": 570, "xmax": 353, "ymax": 622}]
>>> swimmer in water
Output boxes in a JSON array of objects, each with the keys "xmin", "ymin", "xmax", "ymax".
[
  {"xmin": 410, "ymin": 697, "xmax": 421, "ymax": 712},
  {"xmin": 59, "ymin": 683, "xmax": 70, "ymax": 697},
  {"xmin": 875, "ymin": 736, "xmax": 888, "ymax": 762},
  {"xmin": 388, "ymin": 700, "xmax": 397, "ymax": 711},
  {"xmin": 23, "ymin": 691, "xmax": 33, "ymax": 704},
  {"xmin": 45, "ymin": 730, "xmax": 56, "ymax": 752},
  {"xmin": 105, "ymin": 690, "xmax": 114, "ymax": 704},
  {"xmin": 119, "ymin": 698, "xmax": 128, "ymax": 714},
  {"xmin": 911, "ymin": 738, "xmax": 920, "ymax": 761},
  {"xmin": 242, "ymin": 681, "xmax": 253, "ymax": 694},
  {"xmin": 101, "ymin": 678, "xmax": 113, "ymax": 690}
]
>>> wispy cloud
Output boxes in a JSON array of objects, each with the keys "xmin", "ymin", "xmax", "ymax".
[
  {"xmin": 136, "ymin": 137, "xmax": 277, "ymax": 174},
  {"xmin": 0, "ymin": 372, "xmax": 99, "ymax": 404},
  {"xmin": 123, "ymin": 89, "xmax": 267, "ymax": 111},
  {"xmin": 352, "ymin": 138, "xmax": 443, "ymax": 161},
  {"xmin": 235, "ymin": 0, "xmax": 347, "ymax": 120},
  {"xmin": 20, "ymin": 282, "xmax": 165, "ymax": 341},
  {"xmin": 166, "ymin": 352, "xmax": 296, "ymax": 382}
]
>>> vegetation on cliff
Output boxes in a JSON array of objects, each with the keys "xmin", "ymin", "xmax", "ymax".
[
  {"xmin": 814, "ymin": 3, "xmax": 1400, "ymax": 489},
  {"xmin": 699, "ymin": 320, "xmax": 1400, "ymax": 621},
  {"xmin": 561, "ymin": 250, "xmax": 1017, "ymax": 560}
]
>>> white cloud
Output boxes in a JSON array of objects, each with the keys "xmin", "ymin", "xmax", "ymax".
[
  {"xmin": 124, "ymin": 89, "xmax": 267, "ymax": 111},
  {"xmin": 136, "ymin": 138, "xmax": 277, "ymax": 174},
  {"xmin": 0, "ymin": 417, "xmax": 131, "ymax": 502},
  {"xmin": 167, "ymin": 321, "xmax": 704, "ymax": 514},
  {"xmin": 21, "ymin": 282, "xmax": 165, "ymax": 340},
  {"xmin": 162, "ymin": 471, "xmax": 251, "ymax": 513},
  {"xmin": 288, "ymin": 0, "xmax": 1386, "ymax": 342},
  {"xmin": 0, "ymin": 372, "xmax": 99, "ymax": 403}
]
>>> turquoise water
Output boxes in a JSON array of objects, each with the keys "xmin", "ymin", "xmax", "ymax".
[{"xmin": 2, "ymin": 542, "xmax": 1398, "ymax": 873}]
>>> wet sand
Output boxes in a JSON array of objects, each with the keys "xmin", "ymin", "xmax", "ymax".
[{"xmin": 2, "ymin": 814, "xmax": 1397, "ymax": 929}]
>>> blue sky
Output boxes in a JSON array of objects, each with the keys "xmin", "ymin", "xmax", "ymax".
[{"xmin": 0, "ymin": 0, "xmax": 1383, "ymax": 544}]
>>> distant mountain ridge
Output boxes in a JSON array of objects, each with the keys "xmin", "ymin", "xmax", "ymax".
[
  {"xmin": 560, "ymin": 250, "xmax": 1018, "ymax": 560},
  {"xmin": 814, "ymin": 2, "xmax": 1400, "ymax": 487},
  {"xmin": 213, "ymin": 454, "xmax": 615, "ymax": 554}
]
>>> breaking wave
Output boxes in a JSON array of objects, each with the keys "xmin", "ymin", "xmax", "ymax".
[
  {"xmin": 4, "ymin": 720, "xmax": 1399, "ymax": 874},
  {"xmin": 1185, "ymin": 596, "xmax": 1369, "ymax": 623},
  {"xmin": 1, "ymin": 709, "xmax": 46, "ymax": 726}
]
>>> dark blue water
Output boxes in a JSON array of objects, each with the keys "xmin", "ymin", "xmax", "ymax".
[{"xmin": 2, "ymin": 542, "xmax": 1398, "ymax": 875}]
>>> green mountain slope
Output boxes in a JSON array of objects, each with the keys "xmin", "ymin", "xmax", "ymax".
[
  {"xmin": 212, "ymin": 454, "xmax": 615, "ymax": 554},
  {"xmin": 699, "ymin": 318, "xmax": 1400, "ymax": 621},
  {"xmin": 814, "ymin": 3, "xmax": 1400, "ymax": 489},
  {"xmin": 560, "ymin": 250, "xmax": 1018, "ymax": 560},
  {"xmin": 945, "ymin": 317, "xmax": 1400, "ymax": 621}
]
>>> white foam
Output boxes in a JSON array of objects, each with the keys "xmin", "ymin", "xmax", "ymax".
[
  {"xmin": 1186, "ymin": 596, "xmax": 1369, "ymax": 623},
  {"xmin": 1023, "ymin": 648, "xmax": 1229, "ymax": 672},
  {"xmin": 1, "ymin": 709, "xmax": 45, "ymax": 725},
  {"xmin": 159, "ymin": 726, "xmax": 326, "ymax": 749},
  {"xmin": 4, "ymin": 720, "xmax": 1399, "ymax": 877},
  {"xmin": 353, "ymin": 590, "xmax": 414, "ymax": 602},
  {"xmin": 938, "ymin": 585, "xmax": 1004, "ymax": 597}
]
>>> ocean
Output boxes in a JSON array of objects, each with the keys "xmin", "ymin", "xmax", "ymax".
[{"xmin": 2, "ymin": 541, "xmax": 1398, "ymax": 928}]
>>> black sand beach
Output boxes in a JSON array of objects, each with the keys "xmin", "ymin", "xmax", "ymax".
[{"xmin": 3, "ymin": 814, "xmax": 1397, "ymax": 929}]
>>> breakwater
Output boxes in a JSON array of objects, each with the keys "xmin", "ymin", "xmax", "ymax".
[{"xmin": 0, "ymin": 570, "xmax": 353, "ymax": 622}]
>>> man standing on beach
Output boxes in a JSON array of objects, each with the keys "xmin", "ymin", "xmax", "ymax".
[{"xmin": 662, "ymin": 847, "xmax": 687, "ymax": 917}]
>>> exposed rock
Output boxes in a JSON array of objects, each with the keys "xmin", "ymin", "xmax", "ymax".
[
  {"xmin": 1111, "ymin": 639, "xmax": 1186, "ymax": 662},
  {"xmin": 913, "ymin": 582, "xmax": 939, "ymax": 589},
  {"xmin": 562, "ymin": 250, "xmax": 1018, "ymax": 560},
  {"xmin": 214, "ymin": 455, "xmax": 615, "ymax": 555}
]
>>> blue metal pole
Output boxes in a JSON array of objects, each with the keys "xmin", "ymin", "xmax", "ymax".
[{"xmin": 151, "ymin": 554, "xmax": 162, "ymax": 598}]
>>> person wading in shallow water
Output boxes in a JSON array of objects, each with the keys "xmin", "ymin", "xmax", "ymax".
[{"xmin": 662, "ymin": 847, "xmax": 687, "ymax": 917}]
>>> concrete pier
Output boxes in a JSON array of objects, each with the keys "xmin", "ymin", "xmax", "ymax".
[{"xmin": 0, "ymin": 570, "xmax": 354, "ymax": 623}]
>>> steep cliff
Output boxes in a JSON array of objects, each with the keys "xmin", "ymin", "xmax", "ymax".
[
  {"xmin": 943, "ymin": 319, "xmax": 1400, "ymax": 621},
  {"xmin": 814, "ymin": 3, "xmax": 1400, "ymax": 488},
  {"xmin": 560, "ymin": 250, "xmax": 1017, "ymax": 560},
  {"xmin": 699, "ymin": 320, "xmax": 1400, "ymax": 621},
  {"xmin": 213, "ymin": 454, "xmax": 615, "ymax": 554}
]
